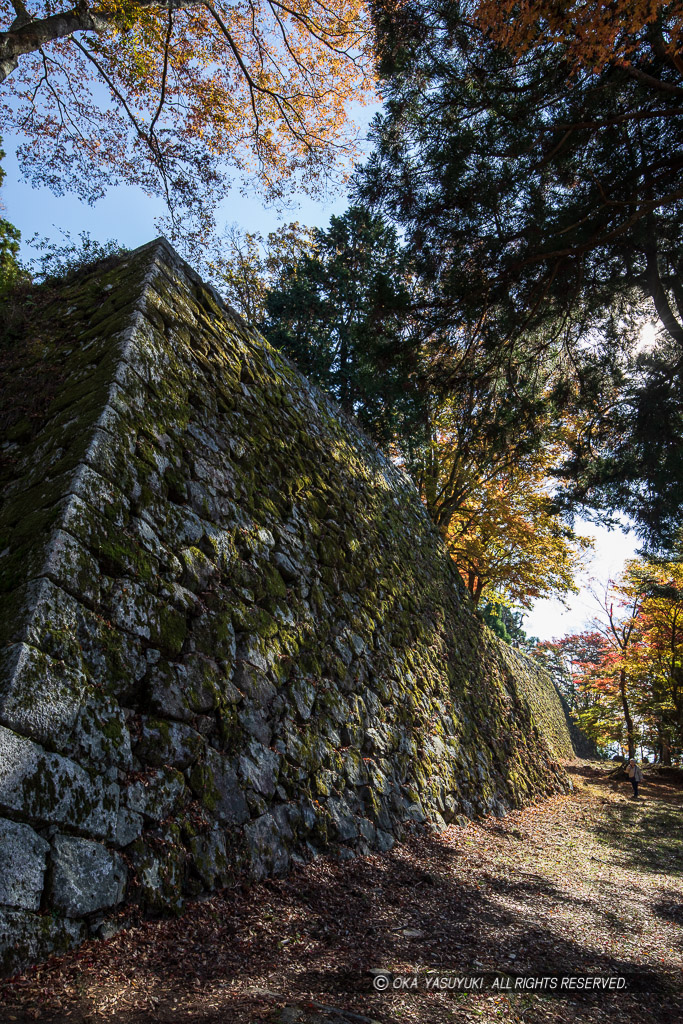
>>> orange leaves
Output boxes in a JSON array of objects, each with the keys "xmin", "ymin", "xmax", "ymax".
[
  {"xmin": 0, "ymin": 0, "xmax": 376, "ymax": 247},
  {"xmin": 424, "ymin": 395, "xmax": 591, "ymax": 608},
  {"xmin": 474, "ymin": 0, "xmax": 681, "ymax": 75}
]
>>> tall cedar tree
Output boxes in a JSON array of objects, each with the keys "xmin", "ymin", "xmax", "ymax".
[
  {"xmin": 362, "ymin": 0, "xmax": 683, "ymax": 546},
  {"xmin": 264, "ymin": 206, "xmax": 422, "ymax": 446}
]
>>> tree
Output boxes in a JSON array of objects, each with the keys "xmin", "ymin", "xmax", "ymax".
[
  {"xmin": 444, "ymin": 457, "xmax": 589, "ymax": 608},
  {"xmin": 481, "ymin": 603, "xmax": 537, "ymax": 651},
  {"xmin": 621, "ymin": 552, "xmax": 683, "ymax": 761},
  {"xmin": 362, "ymin": 0, "xmax": 683, "ymax": 545},
  {"xmin": 210, "ymin": 221, "xmax": 316, "ymax": 324},
  {"xmin": 592, "ymin": 578, "xmax": 645, "ymax": 759},
  {"xmin": 427, "ymin": 405, "xmax": 590, "ymax": 607},
  {"xmin": 0, "ymin": 0, "xmax": 375, "ymax": 249},
  {"xmin": 536, "ymin": 632, "xmax": 622, "ymax": 752},
  {"xmin": 546, "ymin": 552, "xmax": 683, "ymax": 760},
  {"xmin": 263, "ymin": 205, "xmax": 422, "ymax": 445},
  {"xmin": 475, "ymin": 0, "xmax": 683, "ymax": 76},
  {"xmin": 403, "ymin": 312, "xmax": 588, "ymax": 607}
]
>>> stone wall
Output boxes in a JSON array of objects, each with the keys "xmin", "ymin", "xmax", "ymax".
[{"xmin": 0, "ymin": 240, "xmax": 574, "ymax": 975}]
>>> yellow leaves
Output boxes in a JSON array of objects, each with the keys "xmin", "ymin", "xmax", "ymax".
[
  {"xmin": 1, "ymin": 0, "xmax": 377, "ymax": 242},
  {"xmin": 419, "ymin": 390, "xmax": 590, "ymax": 607},
  {"xmin": 444, "ymin": 460, "xmax": 590, "ymax": 607}
]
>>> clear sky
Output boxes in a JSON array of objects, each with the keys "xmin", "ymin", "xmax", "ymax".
[
  {"xmin": 2, "ymin": 130, "xmax": 639, "ymax": 644},
  {"xmin": 524, "ymin": 518, "xmax": 640, "ymax": 641}
]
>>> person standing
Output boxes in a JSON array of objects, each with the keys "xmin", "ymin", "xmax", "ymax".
[{"xmin": 626, "ymin": 758, "xmax": 643, "ymax": 798}]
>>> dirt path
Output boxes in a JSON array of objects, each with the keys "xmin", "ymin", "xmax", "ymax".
[{"xmin": 2, "ymin": 762, "xmax": 681, "ymax": 1024}]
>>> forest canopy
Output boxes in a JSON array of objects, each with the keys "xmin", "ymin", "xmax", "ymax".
[{"xmin": 3, "ymin": 2, "xmax": 683, "ymax": 760}]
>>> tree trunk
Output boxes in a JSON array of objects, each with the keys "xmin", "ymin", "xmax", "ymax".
[{"xmin": 619, "ymin": 667, "xmax": 636, "ymax": 758}]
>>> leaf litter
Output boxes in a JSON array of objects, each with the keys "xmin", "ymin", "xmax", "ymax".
[{"xmin": 1, "ymin": 762, "xmax": 681, "ymax": 1024}]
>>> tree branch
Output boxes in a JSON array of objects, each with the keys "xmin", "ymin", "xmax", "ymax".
[{"xmin": 0, "ymin": 0, "xmax": 199, "ymax": 83}]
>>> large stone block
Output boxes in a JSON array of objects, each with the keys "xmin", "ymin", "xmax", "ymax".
[
  {"xmin": 124, "ymin": 767, "xmax": 188, "ymax": 821},
  {"xmin": 136, "ymin": 718, "xmax": 205, "ymax": 769},
  {"xmin": 49, "ymin": 835, "xmax": 127, "ymax": 917},
  {"xmin": 244, "ymin": 813, "xmax": 290, "ymax": 880},
  {"xmin": 128, "ymin": 825, "xmax": 186, "ymax": 913},
  {"xmin": 189, "ymin": 830, "xmax": 231, "ymax": 890},
  {"xmin": 0, "ymin": 642, "xmax": 86, "ymax": 751},
  {"xmin": 0, "ymin": 725, "xmax": 119, "ymax": 838},
  {"xmin": 189, "ymin": 748, "xmax": 249, "ymax": 825},
  {"xmin": 0, "ymin": 908, "xmax": 86, "ymax": 977},
  {"xmin": 0, "ymin": 818, "xmax": 50, "ymax": 910}
]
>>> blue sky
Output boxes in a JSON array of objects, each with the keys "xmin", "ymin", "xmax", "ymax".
[
  {"xmin": 2, "ymin": 132, "xmax": 356, "ymax": 266},
  {"xmin": 1, "ymin": 126, "xmax": 637, "ymax": 642}
]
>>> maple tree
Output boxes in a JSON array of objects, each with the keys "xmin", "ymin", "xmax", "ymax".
[
  {"xmin": 536, "ymin": 632, "xmax": 623, "ymax": 750},
  {"xmin": 549, "ymin": 551, "xmax": 683, "ymax": 760},
  {"xmin": 475, "ymin": 0, "xmax": 683, "ymax": 75},
  {"xmin": 421, "ymin": 398, "xmax": 589, "ymax": 607},
  {"xmin": 0, "ymin": 0, "xmax": 375, "ymax": 248},
  {"xmin": 210, "ymin": 221, "xmax": 316, "ymax": 324},
  {"xmin": 444, "ymin": 464, "xmax": 589, "ymax": 609},
  {"xmin": 621, "ymin": 554, "xmax": 683, "ymax": 761}
]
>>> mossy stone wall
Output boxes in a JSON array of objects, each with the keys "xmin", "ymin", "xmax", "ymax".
[{"xmin": 0, "ymin": 239, "xmax": 574, "ymax": 975}]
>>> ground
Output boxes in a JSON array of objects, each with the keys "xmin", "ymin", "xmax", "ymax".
[{"xmin": 1, "ymin": 762, "xmax": 681, "ymax": 1024}]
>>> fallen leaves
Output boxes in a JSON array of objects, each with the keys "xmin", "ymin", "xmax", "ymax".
[{"xmin": 0, "ymin": 762, "xmax": 681, "ymax": 1024}]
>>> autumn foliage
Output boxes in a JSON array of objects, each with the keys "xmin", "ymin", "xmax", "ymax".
[
  {"xmin": 544, "ymin": 552, "xmax": 683, "ymax": 761},
  {"xmin": 475, "ymin": 0, "xmax": 683, "ymax": 72},
  {"xmin": 0, "ymin": 0, "xmax": 375, "ymax": 248}
]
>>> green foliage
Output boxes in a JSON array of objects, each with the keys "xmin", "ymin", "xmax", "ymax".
[
  {"xmin": 481, "ymin": 603, "xmax": 537, "ymax": 652},
  {"xmin": 263, "ymin": 206, "xmax": 424, "ymax": 447},
  {"xmin": 0, "ymin": 217, "xmax": 22, "ymax": 298},
  {"xmin": 28, "ymin": 230, "xmax": 125, "ymax": 283},
  {"xmin": 0, "ymin": 140, "xmax": 24, "ymax": 298},
  {"xmin": 210, "ymin": 222, "xmax": 316, "ymax": 325},
  {"xmin": 361, "ymin": 1, "xmax": 683, "ymax": 547}
]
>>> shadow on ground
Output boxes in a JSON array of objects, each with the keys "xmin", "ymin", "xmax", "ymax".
[{"xmin": 1, "ymin": 763, "xmax": 682, "ymax": 1024}]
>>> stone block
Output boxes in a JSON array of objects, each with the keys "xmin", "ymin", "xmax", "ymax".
[
  {"xmin": 244, "ymin": 813, "xmax": 290, "ymax": 880},
  {"xmin": 176, "ymin": 654, "xmax": 223, "ymax": 713},
  {"xmin": 71, "ymin": 694, "xmax": 133, "ymax": 769},
  {"xmin": 189, "ymin": 830, "xmax": 230, "ymax": 890},
  {"xmin": 238, "ymin": 740, "xmax": 280, "ymax": 797},
  {"xmin": 189, "ymin": 748, "xmax": 249, "ymax": 825},
  {"xmin": 41, "ymin": 528, "xmax": 101, "ymax": 605},
  {"xmin": 0, "ymin": 726, "xmax": 119, "ymax": 838},
  {"xmin": 115, "ymin": 805, "xmax": 144, "ymax": 847},
  {"xmin": 0, "ymin": 907, "xmax": 86, "ymax": 978},
  {"xmin": 128, "ymin": 825, "xmax": 186, "ymax": 913},
  {"xmin": 0, "ymin": 642, "xmax": 86, "ymax": 752},
  {"xmin": 124, "ymin": 767, "xmax": 188, "ymax": 821},
  {"xmin": 0, "ymin": 819, "xmax": 50, "ymax": 910},
  {"xmin": 136, "ymin": 718, "xmax": 204, "ymax": 769},
  {"xmin": 49, "ymin": 835, "xmax": 127, "ymax": 917},
  {"xmin": 326, "ymin": 797, "xmax": 359, "ymax": 842}
]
